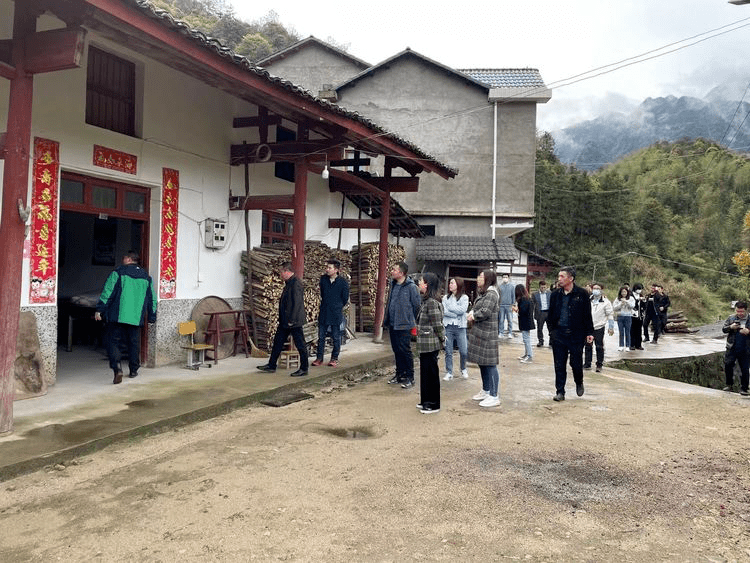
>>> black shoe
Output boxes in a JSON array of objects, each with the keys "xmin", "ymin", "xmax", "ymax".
[
  {"xmin": 583, "ymin": 364, "xmax": 591, "ymax": 370},
  {"xmin": 416, "ymin": 403, "xmax": 424, "ymax": 410},
  {"xmin": 741, "ymin": 389, "xmax": 750, "ymax": 396},
  {"xmin": 290, "ymin": 368, "xmax": 308, "ymax": 377},
  {"xmin": 257, "ymin": 364, "xmax": 276, "ymax": 373},
  {"xmin": 553, "ymin": 393, "xmax": 565, "ymax": 402},
  {"xmin": 420, "ymin": 406, "xmax": 440, "ymax": 414},
  {"xmin": 644, "ymin": 337, "xmax": 649, "ymax": 342},
  {"xmin": 537, "ymin": 343, "xmax": 544, "ymax": 347},
  {"xmin": 401, "ymin": 380, "xmax": 414, "ymax": 389},
  {"xmin": 636, "ymin": 346, "xmax": 644, "ymax": 350},
  {"xmin": 576, "ymin": 382, "xmax": 585, "ymax": 396},
  {"xmin": 128, "ymin": 371, "xmax": 138, "ymax": 379},
  {"xmin": 387, "ymin": 375, "xmax": 402, "ymax": 385},
  {"xmin": 113, "ymin": 370, "xmax": 123, "ymax": 385},
  {"xmin": 595, "ymin": 365, "xmax": 601, "ymax": 373}
]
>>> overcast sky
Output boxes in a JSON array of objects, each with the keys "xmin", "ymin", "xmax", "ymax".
[{"xmin": 232, "ymin": 0, "xmax": 750, "ymax": 131}]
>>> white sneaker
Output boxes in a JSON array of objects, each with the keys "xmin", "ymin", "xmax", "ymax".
[
  {"xmin": 472, "ymin": 390, "xmax": 489, "ymax": 401},
  {"xmin": 443, "ymin": 372, "xmax": 454, "ymax": 381},
  {"xmin": 479, "ymin": 395, "xmax": 501, "ymax": 407},
  {"xmin": 617, "ymin": 347, "xmax": 624, "ymax": 351},
  {"xmin": 507, "ymin": 333, "xmax": 514, "ymax": 339},
  {"xmin": 520, "ymin": 356, "xmax": 533, "ymax": 363},
  {"xmin": 461, "ymin": 369, "xmax": 469, "ymax": 379},
  {"xmin": 518, "ymin": 354, "xmax": 527, "ymax": 360}
]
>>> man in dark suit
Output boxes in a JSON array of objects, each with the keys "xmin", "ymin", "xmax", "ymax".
[
  {"xmin": 312, "ymin": 258, "xmax": 349, "ymax": 367},
  {"xmin": 547, "ymin": 267, "xmax": 594, "ymax": 402},
  {"xmin": 257, "ymin": 262, "xmax": 309, "ymax": 376},
  {"xmin": 532, "ymin": 280, "xmax": 551, "ymax": 347}
]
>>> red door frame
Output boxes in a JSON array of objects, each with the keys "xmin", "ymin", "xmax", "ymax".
[{"xmin": 60, "ymin": 171, "xmax": 151, "ymax": 362}]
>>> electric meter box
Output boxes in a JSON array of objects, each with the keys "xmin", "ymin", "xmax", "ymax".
[{"xmin": 205, "ymin": 219, "xmax": 227, "ymax": 248}]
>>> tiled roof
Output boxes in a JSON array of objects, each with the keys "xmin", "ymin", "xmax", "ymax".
[
  {"xmin": 458, "ymin": 69, "xmax": 547, "ymax": 89},
  {"xmin": 416, "ymin": 236, "xmax": 517, "ymax": 262},
  {"xmin": 125, "ymin": 1, "xmax": 456, "ymax": 177}
]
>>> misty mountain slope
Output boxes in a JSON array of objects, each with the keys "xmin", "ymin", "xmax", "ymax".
[{"xmin": 553, "ymin": 93, "xmax": 750, "ymax": 170}]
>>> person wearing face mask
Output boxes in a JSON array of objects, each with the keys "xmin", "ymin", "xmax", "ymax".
[
  {"xmin": 584, "ymin": 282, "xmax": 614, "ymax": 373},
  {"xmin": 630, "ymin": 283, "xmax": 646, "ymax": 350}
]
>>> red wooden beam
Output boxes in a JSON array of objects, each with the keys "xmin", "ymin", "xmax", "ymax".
[
  {"xmin": 229, "ymin": 194, "xmax": 294, "ymax": 211},
  {"xmin": 292, "ymin": 161, "xmax": 308, "ymax": 278},
  {"xmin": 327, "ymin": 218, "xmax": 380, "ymax": 229},
  {"xmin": 24, "ymin": 27, "xmax": 86, "ymax": 74},
  {"xmin": 79, "ymin": 0, "xmax": 454, "ymax": 180},
  {"xmin": 0, "ymin": 3, "xmax": 36, "ymax": 433}
]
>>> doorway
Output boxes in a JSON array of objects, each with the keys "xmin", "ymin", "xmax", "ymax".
[{"xmin": 57, "ymin": 172, "xmax": 150, "ymax": 375}]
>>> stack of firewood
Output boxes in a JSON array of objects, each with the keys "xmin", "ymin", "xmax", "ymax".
[
  {"xmin": 350, "ymin": 242, "xmax": 405, "ymax": 332},
  {"xmin": 240, "ymin": 242, "xmax": 351, "ymax": 351},
  {"xmin": 665, "ymin": 310, "xmax": 696, "ymax": 333}
]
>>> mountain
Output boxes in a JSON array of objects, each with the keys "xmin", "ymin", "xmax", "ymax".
[{"xmin": 552, "ymin": 87, "xmax": 750, "ymax": 171}]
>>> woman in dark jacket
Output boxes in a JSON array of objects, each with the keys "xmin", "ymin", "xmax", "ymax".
[
  {"xmin": 467, "ymin": 269, "xmax": 501, "ymax": 408},
  {"xmin": 415, "ymin": 272, "xmax": 444, "ymax": 414},
  {"xmin": 514, "ymin": 284, "xmax": 535, "ymax": 363}
]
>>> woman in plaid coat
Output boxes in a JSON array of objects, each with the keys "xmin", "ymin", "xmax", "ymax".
[
  {"xmin": 416, "ymin": 272, "xmax": 445, "ymax": 414},
  {"xmin": 467, "ymin": 269, "xmax": 501, "ymax": 407}
]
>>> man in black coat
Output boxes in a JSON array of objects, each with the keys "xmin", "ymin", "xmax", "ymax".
[
  {"xmin": 312, "ymin": 258, "xmax": 350, "ymax": 367},
  {"xmin": 257, "ymin": 262, "xmax": 309, "ymax": 376},
  {"xmin": 547, "ymin": 267, "xmax": 594, "ymax": 402}
]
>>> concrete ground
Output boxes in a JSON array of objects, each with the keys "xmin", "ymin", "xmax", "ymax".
[{"xmin": 3, "ymin": 327, "xmax": 750, "ymax": 561}]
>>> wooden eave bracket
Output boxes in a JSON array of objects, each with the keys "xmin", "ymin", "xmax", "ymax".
[
  {"xmin": 385, "ymin": 155, "xmax": 424, "ymax": 177},
  {"xmin": 24, "ymin": 27, "xmax": 86, "ymax": 74}
]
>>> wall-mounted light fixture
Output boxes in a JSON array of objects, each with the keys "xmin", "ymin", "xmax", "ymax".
[{"xmin": 321, "ymin": 165, "xmax": 329, "ymax": 180}]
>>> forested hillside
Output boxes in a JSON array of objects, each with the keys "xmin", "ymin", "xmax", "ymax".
[
  {"xmin": 149, "ymin": 0, "xmax": 300, "ymax": 61},
  {"xmin": 517, "ymin": 134, "xmax": 750, "ymax": 322}
]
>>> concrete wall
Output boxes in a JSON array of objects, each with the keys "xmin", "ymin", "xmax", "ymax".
[
  {"xmin": 261, "ymin": 44, "xmax": 366, "ymax": 96},
  {"xmin": 335, "ymin": 55, "xmax": 537, "ymax": 228}
]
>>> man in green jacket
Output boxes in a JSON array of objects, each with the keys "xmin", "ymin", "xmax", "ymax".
[{"xmin": 95, "ymin": 251, "xmax": 157, "ymax": 384}]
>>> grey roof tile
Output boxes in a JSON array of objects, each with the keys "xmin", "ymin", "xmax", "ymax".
[
  {"xmin": 458, "ymin": 69, "xmax": 547, "ymax": 89},
  {"xmin": 416, "ymin": 236, "xmax": 516, "ymax": 262}
]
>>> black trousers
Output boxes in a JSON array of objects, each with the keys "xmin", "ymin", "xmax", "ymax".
[
  {"xmin": 536, "ymin": 311, "xmax": 549, "ymax": 344},
  {"xmin": 584, "ymin": 327, "xmax": 605, "ymax": 367},
  {"xmin": 419, "ymin": 350, "xmax": 440, "ymax": 409},
  {"xmin": 631, "ymin": 317, "xmax": 643, "ymax": 348},
  {"xmin": 268, "ymin": 325, "xmax": 309, "ymax": 370},
  {"xmin": 725, "ymin": 347, "xmax": 750, "ymax": 391},
  {"xmin": 389, "ymin": 328, "xmax": 414, "ymax": 381},
  {"xmin": 551, "ymin": 329, "xmax": 585, "ymax": 396},
  {"xmin": 105, "ymin": 322, "xmax": 141, "ymax": 374}
]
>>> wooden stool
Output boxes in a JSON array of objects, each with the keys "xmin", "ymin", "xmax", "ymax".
[{"xmin": 279, "ymin": 336, "xmax": 300, "ymax": 369}]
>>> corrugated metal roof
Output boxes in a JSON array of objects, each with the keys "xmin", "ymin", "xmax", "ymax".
[
  {"xmin": 458, "ymin": 69, "xmax": 547, "ymax": 89},
  {"xmin": 125, "ymin": 1, "xmax": 456, "ymax": 177},
  {"xmin": 416, "ymin": 236, "xmax": 517, "ymax": 262}
]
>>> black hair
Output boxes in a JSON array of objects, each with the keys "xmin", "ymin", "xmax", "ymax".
[
  {"xmin": 421, "ymin": 272, "xmax": 440, "ymax": 301},
  {"xmin": 560, "ymin": 266, "xmax": 576, "ymax": 281},
  {"xmin": 125, "ymin": 250, "xmax": 140, "ymax": 264},
  {"xmin": 479, "ymin": 269, "xmax": 497, "ymax": 293},
  {"xmin": 327, "ymin": 258, "xmax": 341, "ymax": 270}
]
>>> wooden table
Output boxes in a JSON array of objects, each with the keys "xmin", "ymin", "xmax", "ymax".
[{"xmin": 203, "ymin": 309, "xmax": 250, "ymax": 364}]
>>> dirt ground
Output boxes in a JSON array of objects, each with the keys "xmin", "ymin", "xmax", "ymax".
[{"xmin": 1, "ymin": 353, "xmax": 750, "ymax": 562}]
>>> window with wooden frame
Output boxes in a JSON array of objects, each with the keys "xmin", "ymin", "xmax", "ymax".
[
  {"xmin": 60, "ymin": 172, "xmax": 150, "ymax": 221},
  {"xmin": 261, "ymin": 210, "xmax": 294, "ymax": 245},
  {"xmin": 86, "ymin": 46, "xmax": 136, "ymax": 137}
]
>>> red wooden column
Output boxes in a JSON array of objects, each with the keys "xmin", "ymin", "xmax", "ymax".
[
  {"xmin": 292, "ymin": 160, "xmax": 308, "ymax": 278},
  {"xmin": 372, "ymin": 191, "xmax": 391, "ymax": 343},
  {"xmin": 0, "ymin": 7, "xmax": 36, "ymax": 435}
]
